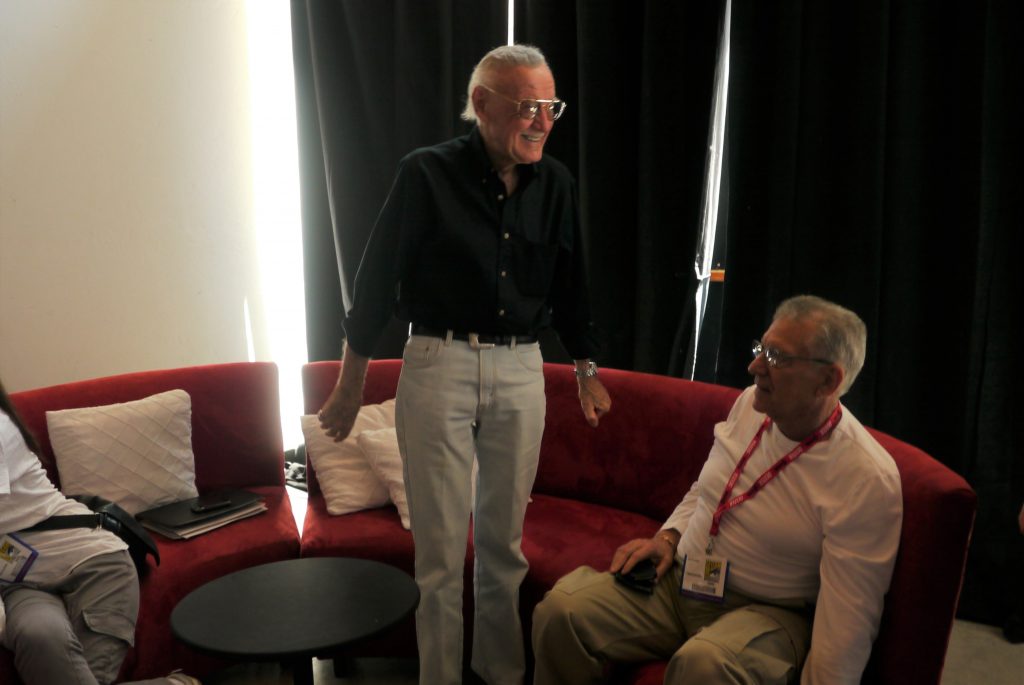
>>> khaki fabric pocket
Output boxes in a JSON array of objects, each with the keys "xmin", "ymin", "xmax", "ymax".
[
  {"xmin": 689, "ymin": 604, "xmax": 809, "ymax": 684},
  {"xmin": 402, "ymin": 334, "xmax": 445, "ymax": 369},
  {"xmin": 82, "ymin": 608, "xmax": 136, "ymax": 647}
]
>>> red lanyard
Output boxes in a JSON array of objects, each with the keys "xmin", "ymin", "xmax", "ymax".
[{"xmin": 708, "ymin": 404, "xmax": 843, "ymax": 542}]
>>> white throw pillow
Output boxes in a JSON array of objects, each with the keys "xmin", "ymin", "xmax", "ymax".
[
  {"xmin": 356, "ymin": 427, "xmax": 409, "ymax": 529},
  {"xmin": 356, "ymin": 427, "xmax": 483, "ymax": 531},
  {"xmin": 46, "ymin": 389, "xmax": 199, "ymax": 515},
  {"xmin": 300, "ymin": 399, "xmax": 395, "ymax": 516}
]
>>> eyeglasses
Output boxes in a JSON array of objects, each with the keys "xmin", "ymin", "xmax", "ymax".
[
  {"xmin": 751, "ymin": 340, "xmax": 833, "ymax": 368},
  {"xmin": 481, "ymin": 85, "xmax": 567, "ymax": 121}
]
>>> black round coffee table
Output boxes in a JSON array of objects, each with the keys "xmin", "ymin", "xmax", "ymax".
[{"xmin": 170, "ymin": 557, "xmax": 419, "ymax": 684}]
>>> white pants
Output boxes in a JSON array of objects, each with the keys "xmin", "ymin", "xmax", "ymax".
[{"xmin": 396, "ymin": 334, "xmax": 546, "ymax": 685}]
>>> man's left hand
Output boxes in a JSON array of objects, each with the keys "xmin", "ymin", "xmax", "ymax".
[{"xmin": 578, "ymin": 376, "xmax": 611, "ymax": 427}]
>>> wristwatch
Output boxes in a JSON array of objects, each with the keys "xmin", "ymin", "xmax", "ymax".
[
  {"xmin": 575, "ymin": 361, "xmax": 598, "ymax": 379},
  {"xmin": 656, "ymin": 531, "xmax": 678, "ymax": 552}
]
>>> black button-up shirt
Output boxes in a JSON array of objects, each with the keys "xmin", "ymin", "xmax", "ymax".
[{"xmin": 343, "ymin": 127, "xmax": 600, "ymax": 360}]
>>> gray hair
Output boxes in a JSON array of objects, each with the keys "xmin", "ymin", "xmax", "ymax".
[
  {"xmin": 773, "ymin": 295, "xmax": 867, "ymax": 396},
  {"xmin": 460, "ymin": 44, "xmax": 550, "ymax": 123}
]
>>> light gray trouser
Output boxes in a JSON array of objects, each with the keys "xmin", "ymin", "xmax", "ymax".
[
  {"xmin": 396, "ymin": 333, "xmax": 546, "ymax": 685},
  {"xmin": 532, "ymin": 564, "xmax": 812, "ymax": 685},
  {"xmin": 2, "ymin": 550, "xmax": 186, "ymax": 685}
]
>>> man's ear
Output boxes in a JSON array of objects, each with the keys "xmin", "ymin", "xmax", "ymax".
[
  {"xmin": 471, "ymin": 85, "xmax": 488, "ymax": 122},
  {"xmin": 819, "ymin": 364, "xmax": 844, "ymax": 398}
]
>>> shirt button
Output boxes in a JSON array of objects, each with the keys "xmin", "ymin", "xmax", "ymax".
[
  {"xmin": 500, "ymin": 270, "xmax": 507, "ymax": 278},
  {"xmin": 497, "ymin": 194, "xmax": 505, "ymax": 201},
  {"xmin": 503, "ymin": 232, "xmax": 510, "ymax": 239},
  {"xmin": 498, "ymin": 309, "xmax": 506, "ymax": 316}
]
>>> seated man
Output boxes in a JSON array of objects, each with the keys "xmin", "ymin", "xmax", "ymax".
[
  {"xmin": 532, "ymin": 295, "xmax": 903, "ymax": 685},
  {"xmin": 1, "ymin": 379, "xmax": 201, "ymax": 685}
]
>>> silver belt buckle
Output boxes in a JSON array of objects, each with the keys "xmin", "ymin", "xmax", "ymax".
[{"xmin": 467, "ymin": 333, "xmax": 495, "ymax": 350}]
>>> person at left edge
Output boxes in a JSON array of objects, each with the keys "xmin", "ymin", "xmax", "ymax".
[
  {"xmin": 1, "ymin": 378, "xmax": 201, "ymax": 685},
  {"xmin": 317, "ymin": 44, "xmax": 611, "ymax": 685}
]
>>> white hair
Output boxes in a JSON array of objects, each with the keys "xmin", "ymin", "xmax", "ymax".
[
  {"xmin": 773, "ymin": 295, "xmax": 868, "ymax": 396},
  {"xmin": 460, "ymin": 44, "xmax": 550, "ymax": 123}
]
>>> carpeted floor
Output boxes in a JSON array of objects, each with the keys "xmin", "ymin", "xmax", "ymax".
[{"xmin": 201, "ymin": 619, "xmax": 1022, "ymax": 684}]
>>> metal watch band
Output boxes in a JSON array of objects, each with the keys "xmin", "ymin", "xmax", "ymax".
[{"xmin": 575, "ymin": 361, "xmax": 598, "ymax": 379}]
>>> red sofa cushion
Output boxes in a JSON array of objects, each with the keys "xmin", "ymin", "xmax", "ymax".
[
  {"xmin": 536, "ymin": 367, "xmax": 739, "ymax": 520},
  {"xmin": 124, "ymin": 486, "xmax": 301, "ymax": 679}
]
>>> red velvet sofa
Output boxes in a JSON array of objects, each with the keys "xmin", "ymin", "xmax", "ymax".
[
  {"xmin": 1, "ymin": 362, "xmax": 302, "ymax": 683},
  {"xmin": 301, "ymin": 359, "xmax": 977, "ymax": 684}
]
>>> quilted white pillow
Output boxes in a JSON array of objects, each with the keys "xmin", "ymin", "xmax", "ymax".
[
  {"xmin": 46, "ymin": 389, "xmax": 199, "ymax": 515},
  {"xmin": 357, "ymin": 427, "xmax": 409, "ymax": 529},
  {"xmin": 300, "ymin": 399, "xmax": 395, "ymax": 516},
  {"xmin": 356, "ymin": 427, "xmax": 482, "ymax": 531}
]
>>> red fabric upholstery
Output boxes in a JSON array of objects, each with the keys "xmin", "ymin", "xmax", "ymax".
[
  {"xmin": 1, "ymin": 363, "xmax": 302, "ymax": 683},
  {"xmin": 300, "ymin": 360, "xmax": 976, "ymax": 684},
  {"xmin": 861, "ymin": 430, "xmax": 977, "ymax": 683},
  {"xmin": 535, "ymin": 367, "xmax": 739, "ymax": 519}
]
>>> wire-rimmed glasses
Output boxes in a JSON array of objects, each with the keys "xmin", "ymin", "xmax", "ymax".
[
  {"xmin": 751, "ymin": 340, "xmax": 833, "ymax": 368},
  {"xmin": 481, "ymin": 85, "xmax": 567, "ymax": 121}
]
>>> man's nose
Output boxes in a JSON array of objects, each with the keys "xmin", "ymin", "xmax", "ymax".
[
  {"xmin": 748, "ymin": 354, "xmax": 767, "ymax": 376},
  {"xmin": 532, "ymin": 109, "xmax": 555, "ymax": 131}
]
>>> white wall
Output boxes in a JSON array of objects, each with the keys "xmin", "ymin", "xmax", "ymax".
[{"xmin": 0, "ymin": 0, "xmax": 302, "ymax": 424}]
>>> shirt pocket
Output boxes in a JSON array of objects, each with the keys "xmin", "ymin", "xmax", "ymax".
[{"xmin": 510, "ymin": 239, "xmax": 559, "ymax": 297}]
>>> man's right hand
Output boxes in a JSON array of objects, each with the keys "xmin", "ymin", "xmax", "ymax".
[
  {"xmin": 609, "ymin": 533, "xmax": 677, "ymax": 581},
  {"xmin": 318, "ymin": 343, "xmax": 371, "ymax": 442},
  {"xmin": 318, "ymin": 389, "xmax": 361, "ymax": 442}
]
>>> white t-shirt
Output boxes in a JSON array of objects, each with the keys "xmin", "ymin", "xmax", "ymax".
[
  {"xmin": 664, "ymin": 386, "xmax": 903, "ymax": 685},
  {"xmin": 1, "ymin": 411, "xmax": 127, "ymax": 586}
]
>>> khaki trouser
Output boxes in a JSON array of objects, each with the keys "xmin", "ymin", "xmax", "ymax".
[
  {"xmin": 396, "ymin": 334, "xmax": 546, "ymax": 685},
  {"xmin": 532, "ymin": 564, "xmax": 812, "ymax": 685},
  {"xmin": 2, "ymin": 550, "xmax": 190, "ymax": 685}
]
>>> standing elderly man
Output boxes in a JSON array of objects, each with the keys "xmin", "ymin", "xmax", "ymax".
[
  {"xmin": 318, "ymin": 44, "xmax": 611, "ymax": 685},
  {"xmin": 532, "ymin": 295, "xmax": 903, "ymax": 685}
]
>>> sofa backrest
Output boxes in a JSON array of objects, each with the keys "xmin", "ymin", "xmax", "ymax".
[
  {"xmin": 10, "ymin": 362, "xmax": 286, "ymax": 490},
  {"xmin": 300, "ymin": 359, "xmax": 740, "ymax": 519},
  {"xmin": 861, "ymin": 428, "xmax": 976, "ymax": 683},
  {"xmin": 534, "ymin": 365, "xmax": 740, "ymax": 520}
]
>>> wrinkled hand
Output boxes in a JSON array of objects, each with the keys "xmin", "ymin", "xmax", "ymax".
[
  {"xmin": 579, "ymin": 376, "xmax": 611, "ymax": 427},
  {"xmin": 318, "ymin": 388, "xmax": 362, "ymax": 443},
  {"xmin": 609, "ymin": 536, "xmax": 675, "ymax": 581}
]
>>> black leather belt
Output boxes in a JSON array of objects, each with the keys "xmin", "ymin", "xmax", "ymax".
[{"xmin": 411, "ymin": 324, "xmax": 538, "ymax": 347}]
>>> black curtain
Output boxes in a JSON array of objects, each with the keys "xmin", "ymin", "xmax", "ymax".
[
  {"xmin": 717, "ymin": 0, "xmax": 1023, "ymax": 625},
  {"xmin": 291, "ymin": 0, "xmax": 507, "ymax": 362},
  {"xmin": 516, "ymin": 1, "xmax": 725, "ymax": 372},
  {"xmin": 292, "ymin": 0, "xmax": 1021, "ymax": 626}
]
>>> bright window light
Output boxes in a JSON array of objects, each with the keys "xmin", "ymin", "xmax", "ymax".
[
  {"xmin": 690, "ymin": 0, "xmax": 731, "ymax": 378},
  {"xmin": 508, "ymin": 0, "xmax": 515, "ymax": 44},
  {"xmin": 246, "ymin": 0, "xmax": 307, "ymax": 449}
]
